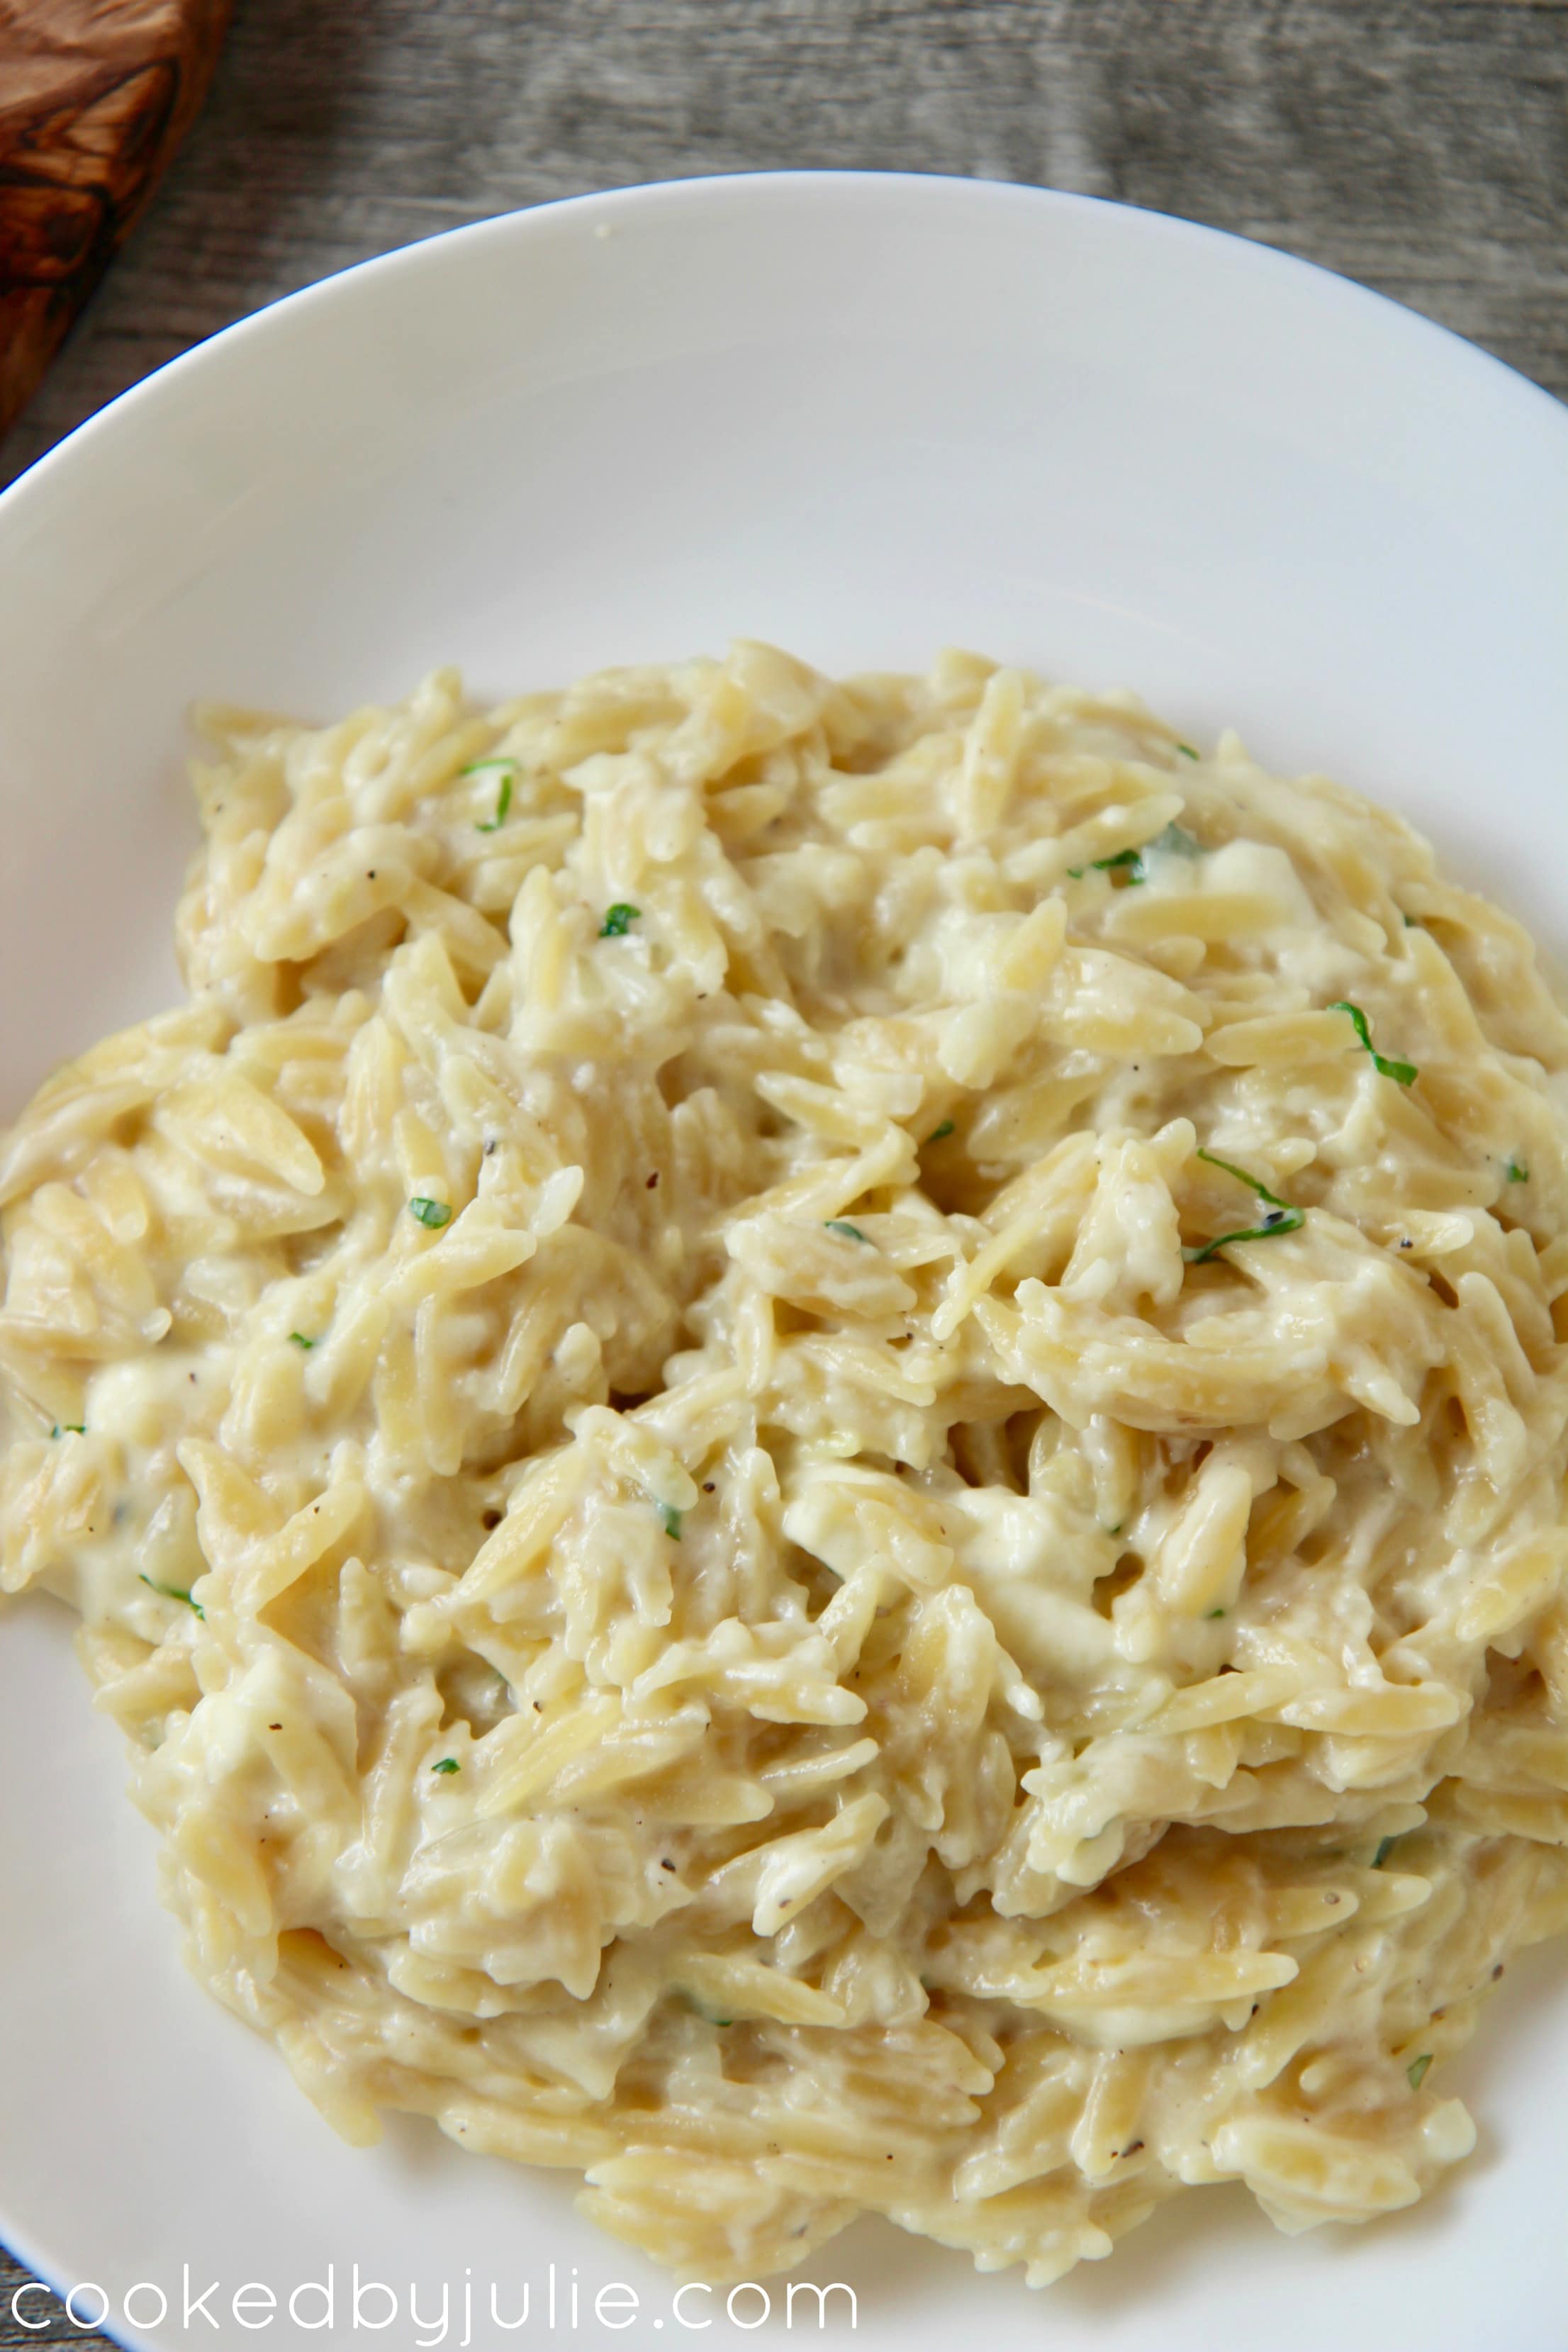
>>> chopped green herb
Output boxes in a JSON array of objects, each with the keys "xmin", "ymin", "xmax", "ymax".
[
  {"xmin": 432, "ymin": 1757, "xmax": 461, "ymax": 1775},
  {"xmin": 472, "ymin": 762, "xmax": 515, "ymax": 832},
  {"xmin": 1183, "ymin": 1214, "xmax": 1303, "ymax": 1265},
  {"xmin": 139, "ymin": 1574, "xmax": 205, "ymax": 1620},
  {"xmin": 288, "ymin": 1331, "xmax": 315, "ymax": 1350},
  {"xmin": 1407, "ymin": 2053, "xmax": 1433, "ymax": 2091},
  {"xmin": 408, "ymin": 1196, "xmax": 453, "ymax": 1229},
  {"xmin": 927, "ymin": 1119, "xmax": 956, "ymax": 1143},
  {"xmin": 1175, "ymin": 743, "xmax": 1199, "ymax": 760},
  {"xmin": 1194, "ymin": 1148, "xmax": 1292, "ymax": 1209},
  {"xmin": 1207, "ymin": 1607, "xmax": 1226, "ymax": 1620},
  {"xmin": 1107, "ymin": 1523, "xmax": 1124, "ymax": 1538},
  {"xmin": 1183, "ymin": 1148, "xmax": 1304, "ymax": 1263},
  {"xmin": 1088, "ymin": 831, "xmax": 1199, "ymax": 879},
  {"xmin": 684, "ymin": 1995, "xmax": 734, "ymax": 2027},
  {"xmin": 461, "ymin": 756, "xmax": 517, "ymax": 773},
  {"xmin": 1373, "ymin": 1835, "xmax": 1397, "ymax": 1868},
  {"xmin": 600, "ymin": 902, "xmax": 640, "ymax": 937},
  {"xmin": 50, "ymin": 1423, "xmax": 86, "ymax": 1438},
  {"xmin": 1329, "ymin": 1000, "xmax": 1418, "ymax": 1087},
  {"xmin": 658, "ymin": 1502, "xmax": 683, "ymax": 1540},
  {"xmin": 1151, "ymin": 822, "xmax": 1202, "ymax": 858},
  {"xmin": 1506, "ymin": 1156, "xmax": 1528, "ymax": 1184},
  {"xmin": 1066, "ymin": 866, "xmax": 1085, "ymax": 880},
  {"xmin": 824, "ymin": 1219, "xmax": 869, "ymax": 1243},
  {"xmin": 1401, "ymin": 912, "xmax": 1421, "ymax": 929}
]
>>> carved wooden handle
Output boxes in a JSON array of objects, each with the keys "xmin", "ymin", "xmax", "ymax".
[{"xmin": 0, "ymin": 0, "xmax": 232, "ymax": 444}]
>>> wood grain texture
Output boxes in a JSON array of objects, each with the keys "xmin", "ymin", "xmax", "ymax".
[
  {"xmin": 0, "ymin": 0, "xmax": 233, "ymax": 439},
  {"xmin": 0, "ymin": 1, "xmax": 1564, "ymax": 2340}
]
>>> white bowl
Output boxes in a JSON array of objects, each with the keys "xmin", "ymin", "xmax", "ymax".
[{"xmin": 1, "ymin": 172, "xmax": 1565, "ymax": 2352}]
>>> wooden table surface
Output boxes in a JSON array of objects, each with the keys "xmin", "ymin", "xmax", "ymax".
[{"xmin": 1, "ymin": 0, "xmax": 1564, "ymax": 2338}]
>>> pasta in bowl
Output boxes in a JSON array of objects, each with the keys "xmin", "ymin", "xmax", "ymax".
[{"xmin": 3, "ymin": 642, "xmax": 1567, "ymax": 2287}]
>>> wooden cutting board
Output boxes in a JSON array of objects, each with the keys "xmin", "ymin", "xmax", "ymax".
[{"xmin": 0, "ymin": 0, "xmax": 231, "ymax": 443}]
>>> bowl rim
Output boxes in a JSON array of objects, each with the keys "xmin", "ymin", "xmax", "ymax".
[
  {"xmin": 2, "ymin": 162, "xmax": 1567, "ymax": 2351},
  {"xmin": 3, "ymin": 167, "xmax": 1563, "ymax": 530}
]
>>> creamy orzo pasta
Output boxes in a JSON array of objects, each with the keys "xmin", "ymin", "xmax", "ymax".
[{"xmin": 4, "ymin": 643, "xmax": 1568, "ymax": 2285}]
